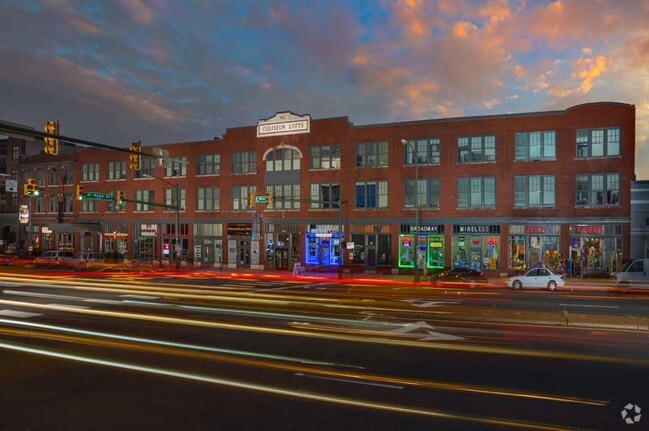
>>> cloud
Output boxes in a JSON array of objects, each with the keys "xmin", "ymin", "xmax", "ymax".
[{"xmin": 573, "ymin": 55, "xmax": 608, "ymax": 93}]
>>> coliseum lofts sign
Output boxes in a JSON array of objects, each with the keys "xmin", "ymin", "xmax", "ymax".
[{"xmin": 257, "ymin": 112, "xmax": 311, "ymax": 138}]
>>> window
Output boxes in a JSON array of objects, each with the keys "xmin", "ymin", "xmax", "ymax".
[
  {"xmin": 458, "ymin": 136, "xmax": 496, "ymax": 163},
  {"xmin": 165, "ymin": 156, "xmax": 187, "ymax": 177},
  {"xmin": 356, "ymin": 141, "xmax": 388, "ymax": 167},
  {"xmin": 232, "ymin": 151, "xmax": 256, "ymax": 174},
  {"xmin": 48, "ymin": 196, "xmax": 59, "ymax": 214},
  {"xmin": 457, "ymin": 177, "xmax": 495, "ymax": 208},
  {"xmin": 134, "ymin": 158, "xmax": 154, "ymax": 179},
  {"xmin": 82, "ymin": 163, "xmax": 99, "ymax": 181},
  {"xmin": 81, "ymin": 198, "xmax": 97, "ymax": 212},
  {"xmin": 197, "ymin": 187, "xmax": 219, "ymax": 211},
  {"xmin": 575, "ymin": 173, "xmax": 620, "ymax": 207},
  {"xmin": 514, "ymin": 175, "xmax": 555, "ymax": 207},
  {"xmin": 404, "ymin": 178, "xmax": 440, "ymax": 208},
  {"xmin": 266, "ymin": 184, "xmax": 300, "ymax": 210},
  {"xmin": 164, "ymin": 188, "xmax": 185, "ymax": 212},
  {"xmin": 311, "ymin": 145, "xmax": 340, "ymax": 169},
  {"xmin": 310, "ymin": 183, "xmax": 340, "ymax": 208},
  {"xmin": 231, "ymin": 185, "xmax": 256, "ymax": 210},
  {"xmin": 266, "ymin": 148, "xmax": 300, "ymax": 172},
  {"xmin": 515, "ymin": 131, "xmax": 556, "ymax": 161},
  {"xmin": 403, "ymin": 138, "xmax": 440, "ymax": 165},
  {"xmin": 197, "ymin": 154, "xmax": 220, "ymax": 175},
  {"xmin": 576, "ymin": 127, "xmax": 620, "ymax": 158},
  {"xmin": 135, "ymin": 190, "xmax": 155, "ymax": 211},
  {"xmin": 12, "ymin": 145, "xmax": 19, "ymax": 160},
  {"xmin": 355, "ymin": 181, "xmax": 388, "ymax": 208},
  {"xmin": 108, "ymin": 161, "xmax": 126, "ymax": 180},
  {"xmin": 108, "ymin": 190, "xmax": 124, "ymax": 212}
]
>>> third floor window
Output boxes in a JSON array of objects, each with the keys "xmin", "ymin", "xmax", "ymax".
[
  {"xmin": 515, "ymin": 131, "xmax": 556, "ymax": 161},
  {"xmin": 197, "ymin": 154, "xmax": 220, "ymax": 175},
  {"xmin": 458, "ymin": 135, "xmax": 496, "ymax": 163},
  {"xmin": 356, "ymin": 141, "xmax": 388, "ymax": 167},
  {"xmin": 311, "ymin": 144, "xmax": 340, "ymax": 169},
  {"xmin": 403, "ymin": 138, "xmax": 440, "ymax": 165},
  {"xmin": 576, "ymin": 127, "xmax": 620, "ymax": 158},
  {"xmin": 232, "ymin": 151, "xmax": 256, "ymax": 174}
]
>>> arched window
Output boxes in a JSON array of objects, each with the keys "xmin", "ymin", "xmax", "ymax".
[{"xmin": 265, "ymin": 148, "xmax": 301, "ymax": 172}]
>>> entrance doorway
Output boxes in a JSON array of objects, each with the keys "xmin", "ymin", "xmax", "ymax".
[{"xmin": 237, "ymin": 240, "xmax": 250, "ymax": 268}]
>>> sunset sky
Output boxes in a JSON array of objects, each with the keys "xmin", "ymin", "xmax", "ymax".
[{"xmin": 1, "ymin": 0, "xmax": 647, "ymax": 178}]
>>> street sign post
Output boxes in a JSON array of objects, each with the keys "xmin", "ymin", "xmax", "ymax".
[{"xmin": 254, "ymin": 195, "xmax": 268, "ymax": 204}]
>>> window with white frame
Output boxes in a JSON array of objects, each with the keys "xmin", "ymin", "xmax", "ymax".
[
  {"xmin": 34, "ymin": 196, "xmax": 45, "ymax": 213},
  {"xmin": 48, "ymin": 196, "xmax": 59, "ymax": 214},
  {"xmin": 355, "ymin": 141, "xmax": 388, "ymax": 167},
  {"xmin": 266, "ymin": 184, "xmax": 300, "ymax": 210},
  {"xmin": 310, "ymin": 183, "xmax": 340, "ymax": 208},
  {"xmin": 82, "ymin": 163, "xmax": 99, "ymax": 181},
  {"xmin": 311, "ymin": 144, "xmax": 340, "ymax": 169},
  {"xmin": 197, "ymin": 154, "xmax": 220, "ymax": 175},
  {"xmin": 515, "ymin": 131, "xmax": 556, "ymax": 161},
  {"xmin": 12, "ymin": 145, "xmax": 19, "ymax": 160},
  {"xmin": 266, "ymin": 148, "xmax": 300, "ymax": 172},
  {"xmin": 458, "ymin": 136, "xmax": 496, "ymax": 163},
  {"xmin": 232, "ymin": 151, "xmax": 256, "ymax": 174},
  {"xmin": 355, "ymin": 181, "xmax": 388, "ymax": 208},
  {"xmin": 197, "ymin": 187, "xmax": 219, "ymax": 211},
  {"xmin": 403, "ymin": 138, "xmax": 440, "ymax": 165},
  {"xmin": 108, "ymin": 161, "xmax": 126, "ymax": 180},
  {"xmin": 514, "ymin": 175, "xmax": 555, "ymax": 208},
  {"xmin": 164, "ymin": 188, "xmax": 185, "ymax": 212},
  {"xmin": 404, "ymin": 178, "xmax": 440, "ymax": 208},
  {"xmin": 231, "ymin": 185, "xmax": 256, "ymax": 210},
  {"xmin": 457, "ymin": 177, "xmax": 495, "ymax": 208},
  {"xmin": 81, "ymin": 198, "xmax": 97, "ymax": 212},
  {"xmin": 576, "ymin": 128, "xmax": 620, "ymax": 158},
  {"xmin": 134, "ymin": 158, "xmax": 154, "ymax": 179},
  {"xmin": 575, "ymin": 173, "xmax": 620, "ymax": 207},
  {"xmin": 135, "ymin": 190, "xmax": 155, "ymax": 211},
  {"xmin": 165, "ymin": 156, "xmax": 187, "ymax": 177}
]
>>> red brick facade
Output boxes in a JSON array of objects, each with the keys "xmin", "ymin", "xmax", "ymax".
[{"xmin": 17, "ymin": 101, "xmax": 635, "ymax": 276}]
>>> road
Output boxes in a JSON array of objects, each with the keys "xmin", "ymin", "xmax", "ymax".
[{"xmin": 0, "ymin": 269, "xmax": 647, "ymax": 430}]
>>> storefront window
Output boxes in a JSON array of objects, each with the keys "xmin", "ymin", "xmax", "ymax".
[{"xmin": 453, "ymin": 235, "xmax": 499, "ymax": 271}]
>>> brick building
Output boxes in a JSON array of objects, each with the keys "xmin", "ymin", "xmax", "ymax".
[{"xmin": 16, "ymin": 101, "xmax": 635, "ymax": 276}]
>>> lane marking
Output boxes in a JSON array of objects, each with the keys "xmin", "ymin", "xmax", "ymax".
[
  {"xmin": 119, "ymin": 294, "xmax": 160, "ymax": 300},
  {"xmin": 559, "ymin": 304, "xmax": 619, "ymax": 309},
  {"xmin": 0, "ymin": 310, "xmax": 41, "ymax": 318},
  {"xmin": 45, "ymin": 303, "xmax": 90, "ymax": 309},
  {"xmin": 295, "ymin": 372, "xmax": 404, "ymax": 389}
]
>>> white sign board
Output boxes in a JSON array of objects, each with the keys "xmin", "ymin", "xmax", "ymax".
[{"xmin": 257, "ymin": 112, "xmax": 311, "ymax": 138}]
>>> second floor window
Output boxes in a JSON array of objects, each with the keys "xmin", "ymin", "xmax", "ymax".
[
  {"xmin": 232, "ymin": 151, "xmax": 256, "ymax": 174},
  {"xmin": 108, "ymin": 161, "xmax": 126, "ymax": 180},
  {"xmin": 197, "ymin": 187, "xmax": 219, "ymax": 211},
  {"xmin": 575, "ymin": 173, "xmax": 620, "ymax": 207},
  {"xmin": 356, "ymin": 141, "xmax": 388, "ymax": 167},
  {"xmin": 82, "ymin": 163, "xmax": 99, "ymax": 181},
  {"xmin": 231, "ymin": 185, "xmax": 255, "ymax": 211},
  {"xmin": 576, "ymin": 128, "xmax": 620, "ymax": 158},
  {"xmin": 12, "ymin": 145, "xmax": 19, "ymax": 160},
  {"xmin": 197, "ymin": 154, "xmax": 220, "ymax": 175},
  {"xmin": 515, "ymin": 131, "xmax": 556, "ymax": 161},
  {"xmin": 457, "ymin": 177, "xmax": 495, "ymax": 209},
  {"xmin": 267, "ymin": 184, "xmax": 300, "ymax": 210},
  {"xmin": 458, "ymin": 136, "xmax": 496, "ymax": 163},
  {"xmin": 404, "ymin": 178, "xmax": 440, "ymax": 208},
  {"xmin": 135, "ymin": 190, "xmax": 154, "ymax": 211},
  {"xmin": 81, "ymin": 198, "xmax": 97, "ymax": 212},
  {"xmin": 355, "ymin": 181, "xmax": 388, "ymax": 208},
  {"xmin": 310, "ymin": 183, "xmax": 340, "ymax": 208},
  {"xmin": 403, "ymin": 138, "xmax": 440, "ymax": 165},
  {"xmin": 514, "ymin": 175, "xmax": 555, "ymax": 208},
  {"xmin": 311, "ymin": 144, "xmax": 340, "ymax": 169},
  {"xmin": 164, "ymin": 188, "xmax": 186, "ymax": 212}
]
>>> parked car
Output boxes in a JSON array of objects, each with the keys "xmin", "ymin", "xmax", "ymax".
[
  {"xmin": 75, "ymin": 252, "xmax": 105, "ymax": 267},
  {"xmin": 611, "ymin": 258, "xmax": 649, "ymax": 289},
  {"xmin": 429, "ymin": 267, "xmax": 488, "ymax": 288},
  {"xmin": 506, "ymin": 267, "xmax": 564, "ymax": 291},
  {"xmin": 0, "ymin": 254, "xmax": 17, "ymax": 265},
  {"xmin": 34, "ymin": 251, "xmax": 77, "ymax": 268}
]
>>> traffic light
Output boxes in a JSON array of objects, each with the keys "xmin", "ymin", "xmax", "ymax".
[
  {"xmin": 116, "ymin": 190, "xmax": 125, "ymax": 205},
  {"xmin": 248, "ymin": 192, "xmax": 255, "ymax": 207},
  {"xmin": 76, "ymin": 185, "xmax": 85, "ymax": 201},
  {"xmin": 129, "ymin": 140, "xmax": 141, "ymax": 170},
  {"xmin": 266, "ymin": 192, "xmax": 272, "ymax": 206},
  {"xmin": 43, "ymin": 120, "xmax": 59, "ymax": 155},
  {"xmin": 23, "ymin": 178, "xmax": 39, "ymax": 196}
]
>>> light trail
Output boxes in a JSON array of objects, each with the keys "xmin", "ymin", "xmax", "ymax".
[
  {"xmin": 0, "ymin": 339, "xmax": 600, "ymax": 431},
  {"xmin": 0, "ymin": 298, "xmax": 647, "ymax": 366}
]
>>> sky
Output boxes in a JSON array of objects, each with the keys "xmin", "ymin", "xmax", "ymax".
[{"xmin": 1, "ymin": 0, "xmax": 648, "ymax": 179}]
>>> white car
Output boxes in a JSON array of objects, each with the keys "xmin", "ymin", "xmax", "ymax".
[{"xmin": 506, "ymin": 267, "xmax": 565, "ymax": 291}]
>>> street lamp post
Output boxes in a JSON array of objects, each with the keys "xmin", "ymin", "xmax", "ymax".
[{"xmin": 402, "ymin": 139, "xmax": 420, "ymax": 283}]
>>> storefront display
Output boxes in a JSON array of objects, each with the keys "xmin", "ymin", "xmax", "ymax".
[
  {"xmin": 508, "ymin": 225, "xmax": 561, "ymax": 273},
  {"xmin": 399, "ymin": 225, "xmax": 445, "ymax": 270},
  {"xmin": 305, "ymin": 225, "xmax": 342, "ymax": 267},
  {"xmin": 452, "ymin": 225, "xmax": 500, "ymax": 271},
  {"xmin": 569, "ymin": 224, "xmax": 622, "ymax": 276}
]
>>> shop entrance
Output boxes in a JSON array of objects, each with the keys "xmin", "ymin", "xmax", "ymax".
[
  {"xmin": 275, "ymin": 248, "xmax": 289, "ymax": 270},
  {"xmin": 237, "ymin": 240, "xmax": 251, "ymax": 268}
]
